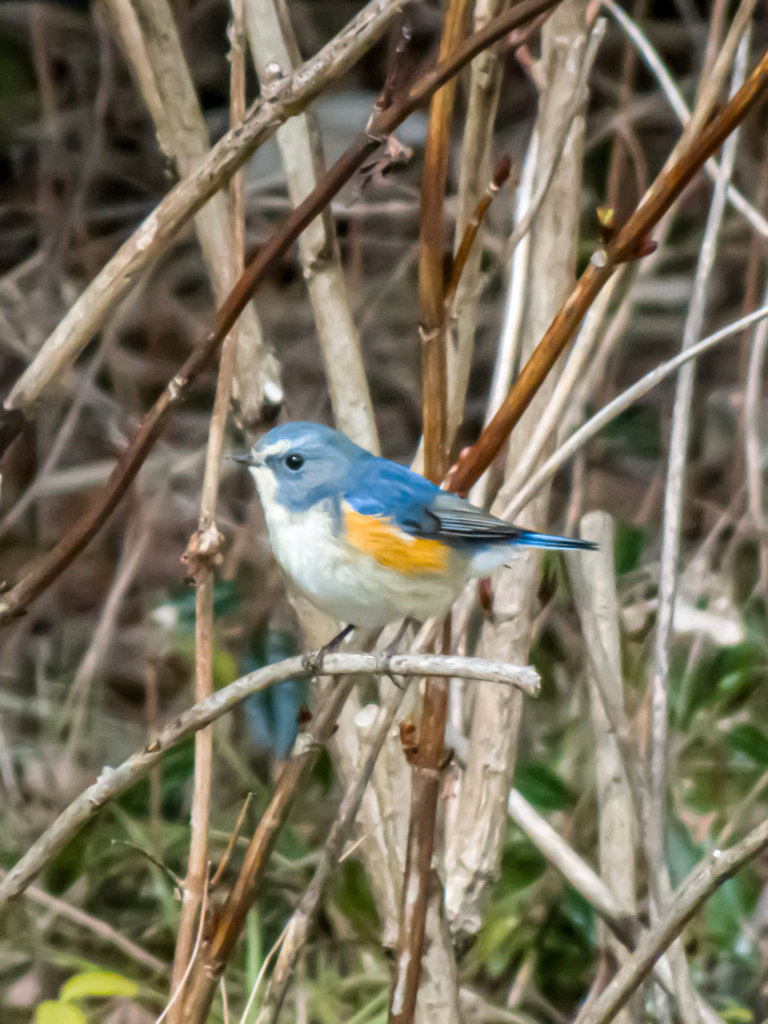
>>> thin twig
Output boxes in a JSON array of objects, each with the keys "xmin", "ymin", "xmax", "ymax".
[
  {"xmin": 256, "ymin": 682, "xmax": 411, "ymax": 1024},
  {"xmin": 2, "ymin": 871, "xmax": 167, "ymax": 974},
  {"xmin": 601, "ymin": 0, "xmax": 768, "ymax": 239},
  {"xmin": 576, "ymin": 817, "xmax": 768, "ymax": 1024},
  {"xmin": 156, "ymin": 877, "xmax": 209, "ymax": 1024},
  {"xmin": 64, "ymin": 517, "xmax": 150, "ymax": 757},
  {"xmin": 210, "ymin": 793, "xmax": 254, "ymax": 889},
  {"xmin": 647, "ymin": 17, "xmax": 748, "ymax": 949},
  {"xmin": 647, "ymin": 36, "xmax": 750, "ymax": 1017},
  {"xmin": 168, "ymin": 0, "xmax": 249, "ymax": 1007},
  {"xmin": 447, "ymin": 0, "xmax": 511, "ymax": 440},
  {"xmin": 503, "ymin": 303, "xmax": 768, "ymax": 522},
  {"xmin": 745, "ymin": 282, "xmax": 768, "ymax": 587}
]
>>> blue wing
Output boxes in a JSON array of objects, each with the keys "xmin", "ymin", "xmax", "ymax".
[{"xmin": 344, "ymin": 455, "xmax": 595, "ymax": 552}]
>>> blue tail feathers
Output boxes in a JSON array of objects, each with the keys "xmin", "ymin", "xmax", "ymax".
[{"xmin": 513, "ymin": 530, "xmax": 598, "ymax": 552}]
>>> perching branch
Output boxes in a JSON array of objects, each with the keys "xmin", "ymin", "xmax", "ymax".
[{"xmin": 0, "ymin": 651, "xmax": 539, "ymax": 914}]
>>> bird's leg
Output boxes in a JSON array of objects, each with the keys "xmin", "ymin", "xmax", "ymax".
[
  {"xmin": 381, "ymin": 618, "xmax": 414, "ymax": 690},
  {"xmin": 383, "ymin": 617, "xmax": 413, "ymax": 659},
  {"xmin": 304, "ymin": 623, "xmax": 355, "ymax": 673}
]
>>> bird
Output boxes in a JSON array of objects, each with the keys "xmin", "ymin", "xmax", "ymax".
[{"xmin": 232, "ymin": 422, "xmax": 595, "ymax": 634}]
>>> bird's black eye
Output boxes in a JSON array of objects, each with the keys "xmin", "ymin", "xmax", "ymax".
[{"xmin": 285, "ymin": 453, "xmax": 304, "ymax": 471}]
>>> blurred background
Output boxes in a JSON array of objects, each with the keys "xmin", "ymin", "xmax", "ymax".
[{"xmin": 1, "ymin": 0, "xmax": 768, "ymax": 1021}]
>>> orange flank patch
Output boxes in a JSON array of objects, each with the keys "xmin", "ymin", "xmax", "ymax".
[{"xmin": 343, "ymin": 507, "xmax": 449, "ymax": 575}]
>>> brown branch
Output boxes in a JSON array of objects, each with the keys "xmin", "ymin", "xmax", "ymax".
[
  {"xmin": 168, "ymin": 0, "xmax": 248, "ymax": 1012},
  {"xmin": 255, "ymin": 682, "xmax": 411, "ymax": 1024},
  {"xmin": 178, "ymin": 676, "xmax": 358, "ymax": 1024},
  {"xmin": 389, "ymin": 1, "xmax": 474, "ymax": 1021},
  {"xmin": 0, "ymin": 0, "xmax": 562, "ymax": 628},
  {"xmin": 447, "ymin": 42, "xmax": 768, "ymax": 496},
  {"xmin": 443, "ymin": 154, "xmax": 512, "ymax": 314}
]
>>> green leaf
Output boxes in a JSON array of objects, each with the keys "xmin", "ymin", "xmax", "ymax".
[
  {"xmin": 514, "ymin": 761, "xmax": 576, "ymax": 812},
  {"xmin": 35, "ymin": 1002, "xmax": 87, "ymax": 1024},
  {"xmin": 60, "ymin": 970, "xmax": 138, "ymax": 1002},
  {"xmin": 727, "ymin": 724, "xmax": 768, "ymax": 766},
  {"xmin": 718, "ymin": 999, "xmax": 754, "ymax": 1024},
  {"xmin": 614, "ymin": 522, "xmax": 645, "ymax": 576},
  {"xmin": 212, "ymin": 646, "xmax": 239, "ymax": 690}
]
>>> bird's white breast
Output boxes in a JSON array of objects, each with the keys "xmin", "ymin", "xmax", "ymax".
[{"xmin": 250, "ymin": 466, "xmax": 470, "ymax": 627}]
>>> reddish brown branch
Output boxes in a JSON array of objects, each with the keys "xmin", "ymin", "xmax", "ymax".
[
  {"xmin": 0, "ymin": 0, "xmax": 561, "ymax": 627},
  {"xmin": 444, "ymin": 154, "xmax": 512, "ymax": 313},
  {"xmin": 446, "ymin": 43, "xmax": 768, "ymax": 496},
  {"xmin": 179, "ymin": 676, "xmax": 357, "ymax": 1024},
  {"xmin": 388, "ymin": 0, "xmax": 473, "ymax": 1019}
]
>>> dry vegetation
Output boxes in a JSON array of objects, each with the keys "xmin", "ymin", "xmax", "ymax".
[{"xmin": 2, "ymin": 0, "xmax": 768, "ymax": 1022}]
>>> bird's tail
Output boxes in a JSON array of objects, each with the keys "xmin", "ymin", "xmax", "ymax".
[{"xmin": 512, "ymin": 529, "xmax": 597, "ymax": 552}]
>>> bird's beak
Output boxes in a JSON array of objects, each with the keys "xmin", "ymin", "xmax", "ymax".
[{"xmin": 228, "ymin": 452, "xmax": 263, "ymax": 467}]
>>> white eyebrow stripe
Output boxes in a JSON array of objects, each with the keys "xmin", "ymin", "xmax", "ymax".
[{"xmin": 260, "ymin": 439, "xmax": 292, "ymax": 458}]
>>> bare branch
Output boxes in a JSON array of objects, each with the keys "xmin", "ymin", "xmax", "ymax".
[
  {"xmin": 101, "ymin": 0, "xmax": 279, "ymax": 424},
  {"xmin": 0, "ymin": 651, "xmax": 539, "ymax": 913},
  {"xmin": 576, "ymin": 818, "xmax": 768, "ymax": 1024},
  {"xmin": 244, "ymin": 0, "xmax": 378, "ymax": 450},
  {"xmin": 255, "ymin": 683, "xmax": 411, "ymax": 1024},
  {"xmin": 168, "ymin": 0, "xmax": 249, "ymax": 1008},
  {"xmin": 446, "ymin": 0, "xmax": 590, "ymax": 938}
]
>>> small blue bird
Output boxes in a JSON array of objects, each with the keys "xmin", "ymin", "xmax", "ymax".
[{"xmin": 232, "ymin": 422, "xmax": 594, "ymax": 630}]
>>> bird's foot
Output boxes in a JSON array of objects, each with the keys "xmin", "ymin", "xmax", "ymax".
[{"xmin": 303, "ymin": 623, "xmax": 355, "ymax": 674}]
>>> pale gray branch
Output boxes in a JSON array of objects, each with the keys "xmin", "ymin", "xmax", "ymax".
[
  {"xmin": 577, "ymin": 512, "xmax": 636, "ymax": 1024},
  {"xmin": 254, "ymin": 682, "xmax": 410, "ymax": 1024},
  {"xmin": 244, "ymin": 0, "xmax": 378, "ymax": 451},
  {"xmin": 503, "ymin": 304, "xmax": 768, "ymax": 523},
  {"xmin": 0, "ymin": 651, "xmax": 538, "ymax": 912},
  {"xmin": 446, "ymin": 0, "xmax": 589, "ymax": 939},
  {"xmin": 577, "ymin": 818, "xmax": 768, "ymax": 1024},
  {"xmin": 102, "ymin": 0, "xmax": 278, "ymax": 423}
]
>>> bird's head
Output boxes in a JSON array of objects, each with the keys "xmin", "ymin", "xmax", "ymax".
[{"xmin": 230, "ymin": 421, "xmax": 368, "ymax": 513}]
